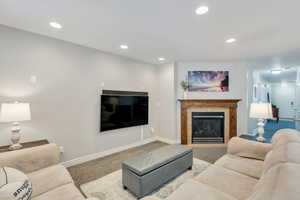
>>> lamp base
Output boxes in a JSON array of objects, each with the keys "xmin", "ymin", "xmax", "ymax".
[
  {"xmin": 256, "ymin": 119, "xmax": 266, "ymax": 143},
  {"xmin": 9, "ymin": 122, "xmax": 23, "ymax": 151},
  {"xmin": 256, "ymin": 136, "xmax": 266, "ymax": 142},
  {"xmin": 9, "ymin": 143, "xmax": 23, "ymax": 151}
]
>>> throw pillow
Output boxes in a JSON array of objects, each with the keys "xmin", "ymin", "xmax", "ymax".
[{"xmin": 0, "ymin": 167, "xmax": 32, "ymax": 200}]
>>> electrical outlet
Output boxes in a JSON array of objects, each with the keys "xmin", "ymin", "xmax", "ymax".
[
  {"xmin": 30, "ymin": 75, "xmax": 37, "ymax": 84},
  {"xmin": 150, "ymin": 127, "xmax": 155, "ymax": 133},
  {"xmin": 59, "ymin": 146, "xmax": 64, "ymax": 154}
]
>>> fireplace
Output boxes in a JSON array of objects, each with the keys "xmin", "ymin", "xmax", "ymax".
[
  {"xmin": 192, "ymin": 112, "xmax": 224, "ymax": 144},
  {"xmin": 179, "ymin": 99, "xmax": 241, "ymax": 146}
]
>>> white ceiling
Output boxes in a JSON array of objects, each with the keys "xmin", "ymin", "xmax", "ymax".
[
  {"xmin": 260, "ymin": 68, "xmax": 298, "ymax": 83},
  {"xmin": 1, "ymin": 0, "xmax": 300, "ymax": 64}
]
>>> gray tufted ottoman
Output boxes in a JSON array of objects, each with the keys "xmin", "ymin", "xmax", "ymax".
[{"xmin": 122, "ymin": 144, "xmax": 193, "ymax": 199}]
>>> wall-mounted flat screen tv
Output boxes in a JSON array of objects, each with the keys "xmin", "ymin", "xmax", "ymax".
[{"xmin": 100, "ymin": 94, "xmax": 149, "ymax": 132}]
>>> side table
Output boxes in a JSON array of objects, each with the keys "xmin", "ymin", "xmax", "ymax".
[{"xmin": 0, "ymin": 139, "xmax": 49, "ymax": 153}]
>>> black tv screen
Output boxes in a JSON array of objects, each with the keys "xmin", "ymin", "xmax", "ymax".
[{"xmin": 100, "ymin": 95, "xmax": 149, "ymax": 132}]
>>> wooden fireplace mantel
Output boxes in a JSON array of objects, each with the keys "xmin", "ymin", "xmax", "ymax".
[{"xmin": 179, "ymin": 99, "xmax": 241, "ymax": 146}]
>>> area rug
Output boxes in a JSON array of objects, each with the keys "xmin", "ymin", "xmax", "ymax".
[{"xmin": 81, "ymin": 158, "xmax": 210, "ymax": 200}]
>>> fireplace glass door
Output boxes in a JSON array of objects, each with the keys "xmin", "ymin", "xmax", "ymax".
[{"xmin": 192, "ymin": 112, "xmax": 225, "ymax": 144}]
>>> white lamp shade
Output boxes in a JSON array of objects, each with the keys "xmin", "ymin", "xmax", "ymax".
[
  {"xmin": 249, "ymin": 103, "xmax": 273, "ymax": 119},
  {"xmin": 0, "ymin": 103, "xmax": 31, "ymax": 122}
]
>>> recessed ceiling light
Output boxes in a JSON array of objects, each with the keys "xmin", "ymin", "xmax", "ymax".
[
  {"xmin": 49, "ymin": 22, "xmax": 62, "ymax": 29},
  {"xmin": 158, "ymin": 57, "xmax": 166, "ymax": 61},
  {"xmin": 120, "ymin": 44, "xmax": 129, "ymax": 50},
  {"xmin": 195, "ymin": 6, "xmax": 209, "ymax": 15},
  {"xmin": 271, "ymin": 69, "xmax": 282, "ymax": 75},
  {"xmin": 226, "ymin": 38, "xmax": 236, "ymax": 43}
]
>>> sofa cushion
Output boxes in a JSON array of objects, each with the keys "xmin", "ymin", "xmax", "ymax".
[
  {"xmin": 32, "ymin": 183, "xmax": 83, "ymax": 200},
  {"xmin": 0, "ymin": 144, "xmax": 60, "ymax": 173},
  {"xmin": 28, "ymin": 164, "xmax": 74, "ymax": 198},
  {"xmin": 166, "ymin": 179, "xmax": 237, "ymax": 200},
  {"xmin": 194, "ymin": 165, "xmax": 257, "ymax": 200},
  {"xmin": 215, "ymin": 154, "xmax": 264, "ymax": 179},
  {"xmin": 262, "ymin": 142, "xmax": 300, "ymax": 174},
  {"xmin": 227, "ymin": 137, "xmax": 271, "ymax": 160},
  {"xmin": 247, "ymin": 163, "xmax": 300, "ymax": 200},
  {"xmin": 271, "ymin": 129, "xmax": 300, "ymax": 148}
]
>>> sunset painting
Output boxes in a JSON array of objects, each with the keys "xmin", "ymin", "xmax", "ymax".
[{"xmin": 188, "ymin": 71, "xmax": 229, "ymax": 92}]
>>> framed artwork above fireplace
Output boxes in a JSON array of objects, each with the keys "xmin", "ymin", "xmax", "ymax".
[{"xmin": 188, "ymin": 71, "xmax": 229, "ymax": 92}]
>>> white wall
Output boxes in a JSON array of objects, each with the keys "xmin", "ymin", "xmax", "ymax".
[
  {"xmin": 0, "ymin": 25, "xmax": 159, "ymax": 161},
  {"xmin": 271, "ymin": 83, "xmax": 296, "ymax": 119},
  {"xmin": 157, "ymin": 63, "xmax": 177, "ymax": 141},
  {"xmin": 175, "ymin": 62, "xmax": 248, "ymax": 140},
  {"xmin": 247, "ymin": 67, "xmax": 259, "ymax": 134},
  {"xmin": 0, "ymin": 25, "xmax": 265, "ymax": 163}
]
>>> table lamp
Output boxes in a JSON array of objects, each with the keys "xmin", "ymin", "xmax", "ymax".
[
  {"xmin": 249, "ymin": 102, "xmax": 273, "ymax": 142},
  {"xmin": 0, "ymin": 102, "xmax": 31, "ymax": 150}
]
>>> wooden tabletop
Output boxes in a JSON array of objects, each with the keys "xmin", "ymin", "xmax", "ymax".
[{"xmin": 0, "ymin": 139, "xmax": 49, "ymax": 153}]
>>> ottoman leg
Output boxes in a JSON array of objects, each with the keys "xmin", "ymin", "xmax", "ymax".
[
  {"xmin": 188, "ymin": 166, "xmax": 192, "ymax": 170},
  {"xmin": 123, "ymin": 186, "xmax": 127, "ymax": 190}
]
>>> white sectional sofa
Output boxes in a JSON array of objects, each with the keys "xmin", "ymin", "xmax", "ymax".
[
  {"xmin": 0, "ymin": 143, "xmax": 91, "ymax": 200},
  {"xmin": 164, "ymin": 128, "xmax": 300, "ymax": 200},
  {"xmin": 1, "ymin": 128, "xmax": 300, "ymax": 200}
]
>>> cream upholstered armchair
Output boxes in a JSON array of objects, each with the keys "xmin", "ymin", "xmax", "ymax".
[{"xmin": 0, "ymin": 143, "xmax": 97, "ymax": 200}]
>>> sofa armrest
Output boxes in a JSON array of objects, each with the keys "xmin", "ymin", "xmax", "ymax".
[
  {"xmin": 0, "ymin": 144, "xmax": 60, "ymax": 173},
  {"xmin": 28, "ymin": 164, "xmax": 73, "ymax": 198},
  {"xmin": 227, "ymin": 137, "xmax": 272, "ymax": 160}
]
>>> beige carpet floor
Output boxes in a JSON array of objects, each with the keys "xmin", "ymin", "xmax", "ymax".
[
  {"xmin": 67, "ymin": 141, "xmax": 226, "ymax": 188},
  {"xmin": 80, "ymin": 158, "xmax": 211, "ymax": 200}
]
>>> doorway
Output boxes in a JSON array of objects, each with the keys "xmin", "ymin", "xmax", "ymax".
[{"xmin": 248, "ymin": 67, "xmax": 300, "ymax": 142}]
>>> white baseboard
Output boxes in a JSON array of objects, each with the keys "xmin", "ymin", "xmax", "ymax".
[
  {"xmin": 243, "ymin": 131, "xmax": 257, "ymax": 136},
  {"xmin": 155, "ymin": 136, "xmax": 180, "ymax": 144},
  {"xmin": 278, "ymin": 118, "xmax": 294, "ymax": 122},
  {"xmin": 62, "ymin": 136, "xmax": 182, "ymax": 168},
  {"xmin": 62, "ymin": 137, "xmax": 156, "ymax": 168}
]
